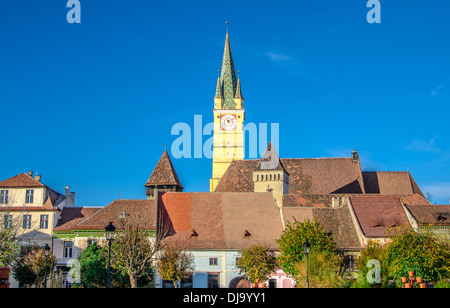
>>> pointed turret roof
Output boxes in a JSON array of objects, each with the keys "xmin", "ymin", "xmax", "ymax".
[
  {"xmin": 220, "ymin": 22, "xmax": 238, "ymax": 109},
  {"xmin": 145, "ymin": 149, "xmax": 183, "ymax": 190},
  {"xmin": 255, "ymin": 141, "xmax": 287, "ymax": 173},
  {"xmin": 214, "ymin": 72, "xmax": 223, "ymax": 99},
  {"xmin": 235, "ymin": 74, "xmax": 243, "ymax": 99}
]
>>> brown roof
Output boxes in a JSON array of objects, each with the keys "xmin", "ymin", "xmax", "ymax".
[
  {"xmin": 281, "ymin": 201, "xmax": 362, "ymax": 249},
  {"xmin": 145, "ymin": 150, "xmax": 183, "ymax": 189},
  {"xmin": 349, "ymin": 196, "xmax": 411, "ymax": 238},
  {"xmin": 215, "ymin": 157, "xmax": 364, "ymax": 194},
  {"xmin": 55, "ymin": 199, "xmax": 157, "ymax": 231},
  {"xmin": 405, "ymin": 204, "xmax": 450, "ymax": 226},
  {"xmin": 159, "ymin": 192, "xmax": 284, "ymax": 250},
  {"xmin": 0, "ymin": 173, "xmax": 46, "ymax": 188},
  {"xmin": 362, "ymin": 172, "xmax": 424, "ymax": 197},
  {"xmin": 54, "ymin": 207, "xmax": 101, "ymax": 231}
]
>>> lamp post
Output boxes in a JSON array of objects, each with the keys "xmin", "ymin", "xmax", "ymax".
[
  {"xmin": 43, "ymin": 244, "xmax": 51, "ymax": 289},
  {"xmin": 105, "ymin": 222, "xmax": 116, "ymax": 288},
  {"xmin": 303, "ymin": 240, "xmax": 311, "ymax": 288}
]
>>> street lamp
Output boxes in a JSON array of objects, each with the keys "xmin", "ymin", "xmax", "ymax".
[
  {"xmin": 43, "ymin": 244, "xmax": 51, "ymax": 289},
  {"xmin": 105, "ymin": 222, "xmax": 116, "ymax": 288},
  {"xmin": 303, "ymin": 240, "xmax": 311, "ymax": 288}
]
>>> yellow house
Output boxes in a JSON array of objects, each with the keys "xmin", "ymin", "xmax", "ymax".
[
  {"xmin": 0, "ymin": 171, "xmax": 75, "ymax": 243},
  {"xmin": 210, "ymin": 24, "xmax": 245, "ymax": 192}
]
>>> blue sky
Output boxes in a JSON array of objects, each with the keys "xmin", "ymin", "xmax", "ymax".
[{"xmin": 1, "ymin": 0, "xmax": 449, "ymax": 205}]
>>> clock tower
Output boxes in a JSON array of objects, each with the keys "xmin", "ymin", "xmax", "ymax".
[{"xmin": 210, "ymin": 23, "xmax": 245, "ymax": 192}]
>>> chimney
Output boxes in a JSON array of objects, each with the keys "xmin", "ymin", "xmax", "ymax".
[
  {"xmin": 27, "ymin": 171, "xmax": 33, "ymax": 177},
  {"xmin": 65, "ymin": 186, "xmax": 70, "ymax": 197},
  {"xmin": 70, "ymin": 191, "xmax": 75, "ymax": 203},
  {"xmin": 35, "ymin": 174, "xmax": 41, "ymax": 182}
]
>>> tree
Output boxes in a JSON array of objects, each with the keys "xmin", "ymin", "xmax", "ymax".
[
  {"xmin": 295, "ymin": 250, "xmax": 343, "ymax": 288},
  {"xmin": 235, "ymin": 244, "xmax": 277, "ymax": 285},
  {"xmin": 78, "ymin": 243, "xmax": 108, "ymax": 288},
  {"xmin": 0, "ymin": 212, "xmax": 21, "ymax": 267},
  {"xmin": 386, "ymin": 226, "xmax": 450, "ymax": 284},
  {"xmin": 77, "ymin": 242, "xmax": 129, "ymax": 288},
  {"xmin": 352, "ymin": 240, "xmax": 390, "ymax": 288},
  {"xmin": 156, "ymin": 244, "xmax": 194, "ymax": 288},
  {"xmin": 112, "ymin": 219, "xmax": 160, "ymax": 288},
  {"xmin": 16, "ymin": 245, "xmax": 56, "ymax": 288},
  {"xmin": 276, "ymin": 218, "xmax": 335, "ymax": 278}
]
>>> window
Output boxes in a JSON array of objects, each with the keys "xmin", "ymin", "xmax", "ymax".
[
  {"xmin": 63, "ymin": 241, "xmax": 73, "ymax": 258},
  {"xmin": 23, "ymin": 215, "xmax": 32, "ymax": 229},
  {"xmin": 180, "ymin": 273, "xmax": 193, "ymax": 288},
  {"xmin": 4, "ymin": 215, "xmax": 12, "ymax": 229},
  {"xmin": 209, "ymin": 258, "xmax": 218, "ymax": 266},
  {"xmin": 25, "ymin": 190, "xmax": 34, "ymax": 204},
  {"xmin": 208, "ymin": 273, "xmax": 220, "ymax": 288},
  {"xmin": 87, "ymin": 239, "xmax": 97, "ymax": 246},
  {"xmin": 40, "ymin": 215, "xmax": 49, "ymax": 229},
  {"xmin": 1, "ymin": 190, "xmax": 8, "ymax": 204}
]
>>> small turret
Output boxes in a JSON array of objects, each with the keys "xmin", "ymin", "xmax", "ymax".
[{"xmin": 252, "ymin": 142, "xmax": 289, "ymax": 207}]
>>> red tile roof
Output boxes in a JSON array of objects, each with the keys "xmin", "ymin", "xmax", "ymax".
[
  {"xmin": 215, "ymin": 157, "xmax": 364, "ymax": 194},
  {"xmin": 145, "ymin": 150, "xmax": 183, "ymax": 189},
  {"xmin": 405, "ymin": 204, "xmax": 450, "ymax": 226},
  {"xmin": 349, "ymin": 196, "xmax": 411, "ymax": 237},
  {"xmin": 159, "ymin": 192, "xmax": 283, "ymax": 250},
  {"xmin": 55, "ymin": 199, "xmax": 157, "ymax": 231},
  {"xmin": 362, "ymin": 172, "xmax": 425, "ymax": 197},
  {"xmin": 0, "ymin": 173, "xmax": 46, "ymax": 188}
]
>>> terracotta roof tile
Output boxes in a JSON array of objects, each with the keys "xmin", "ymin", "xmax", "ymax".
[
  {"xmin": 0, "ymin": 173, "xmax": 46, "ymax": 188},
  {"xmin": 56, "ymin": 199, "xmax": 157, "ymax": 231},
  {"xmin": 362, "ymin": 172, "xmax": 424, "ymax": 197},
  {"xmin": 159, "ymin": 192, "xmax": 283, "ymax": 250},
  {"xmin": 215, "ymin": 157, "xmax": 364, "ymax": 194},
  {"xmin": 405, "ymin": 204, "xmax": 450, "ymax": 226},
  {"xmin": 349, "ymin": 196, "xmax": 411, "ymax": 238},
  {"xmin": 145, "ymin": 150, "xmax": 183, "ymax": 189}
]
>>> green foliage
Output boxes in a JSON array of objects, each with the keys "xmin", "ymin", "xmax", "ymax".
[
  {"xmin": 352, "ymin": 240, "xmax": 391, "ymax": 288},
  {"xmin": 0, "ymin": 224, "xmax": 20, "ymax": 267},
  {"xmin": 77, "ymin": 243, "xmax": 128, "ymax": 288},
  {"xmin": 12, "ymin": 250, "xmax": 36, "ymax": 287},
  {"xmin": 434, "ymin": 279, "xmax": 450, "ymax": 288},
  {"xmin": 385, "ymin": 226, "xmax": 450, "ymax": 283},
  {"xmin": 295, "ymin": 250, "xmax": 344, "ymax": 288},
  {"xmin": 235, "ymin": 244, "xmax": 277, "ymax": 283},
  {"xmin": 78, "ymin": 243, "xmax": 108, "ymax": 288},
  {"xmin": 276, "ymin": 218, "xmax": 335, "ymax": 278}
]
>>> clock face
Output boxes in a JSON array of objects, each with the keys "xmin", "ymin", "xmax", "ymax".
[{"xmin": 220, "ymin": 114, "xmax": 237, "ymax": 131}]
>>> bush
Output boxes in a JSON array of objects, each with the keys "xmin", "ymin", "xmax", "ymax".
[
  {"xmin": 276, "ymin": 218, "xmax": 335, "ymax": 278},
  {"xmin": 385, "ymin": 226, "xmax": 450, "ymax": 283},
  {"xmin": 236, "ymin": 244, "xmax": 277, "ymax": 284},
  {"xmin": 295, "ymin": 250, "xmax": 344, "ymax": 288}
]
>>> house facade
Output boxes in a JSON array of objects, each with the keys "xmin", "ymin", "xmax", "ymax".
[{"xmin": 0, "ymin": 171, "xmax": 75, "ymax": 287}]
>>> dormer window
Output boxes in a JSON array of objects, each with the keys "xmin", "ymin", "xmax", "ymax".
[
  {"xmin": 244, "ymin": 230, "xmax": 251, "ymax": 238},
  {"xmin": 25, "ymin": 190, "xmax": 34, "ymax": 204},
  {"xmin": 119, "ymin": 212, "xmax": 127, "ymax": 219},
  {"xmin": 190, "ymin": 230, "xmax": 198, "ymax": 238}
]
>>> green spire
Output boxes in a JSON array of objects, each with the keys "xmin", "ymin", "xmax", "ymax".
[
  {"xmin": 214, "ymin": 70, "xmax": 223, "ymax": 99},
  {"xmin": 235, "ymin": 72, "xmax": 243, "ymax": 99},
  {"xmin": 220, "ymin": 22, "xmax": 237, "ymax": 109}
]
